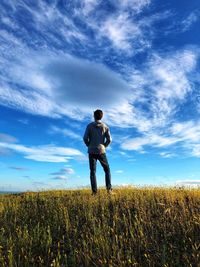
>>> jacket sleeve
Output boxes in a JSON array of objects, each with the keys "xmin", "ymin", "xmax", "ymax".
[
  {"xmin": 83, "ymin": 125, "xmax": 90, "ymax": 147},
  {"xmin": 104, "ymin": 127, "xmax": 112, "ymax": 147}
]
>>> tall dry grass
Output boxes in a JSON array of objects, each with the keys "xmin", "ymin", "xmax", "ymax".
[{"xmin": 0, "ymin": 187, "xmax": 199, "ymax": 266}]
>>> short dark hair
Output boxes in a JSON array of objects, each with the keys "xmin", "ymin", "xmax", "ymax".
[{"xmin": 94, "ymin": 109, "xmax": 103, "ymax": 120}]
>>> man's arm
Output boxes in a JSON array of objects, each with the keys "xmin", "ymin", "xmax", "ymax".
[
  {"xmin": 83, "ymin": 125, "xmax": 90, "ymax": 147},
  {"xmin": 104, "ymin": 127, "xmax": 112, "ymax": 147}
]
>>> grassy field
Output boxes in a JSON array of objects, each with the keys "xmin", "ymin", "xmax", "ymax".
[{"xmin": 0, "ymin": 187, "xmax": 199, "ymax": 267}]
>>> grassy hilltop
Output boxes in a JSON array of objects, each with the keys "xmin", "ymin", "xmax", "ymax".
[{"xmin": 0, "ymin": 187, "xmax": 199, "ymax": 267}]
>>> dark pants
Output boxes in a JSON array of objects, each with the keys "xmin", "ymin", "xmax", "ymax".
[{"xmin": 89, "ymin": 153, "xmax": 112, "ymax": 193}]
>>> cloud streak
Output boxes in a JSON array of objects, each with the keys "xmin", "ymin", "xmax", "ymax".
[
  {"xmin": 0, "ymin": 133, "xmax": 18, "ymax": 143},
  {"xmin": 49, "ymin": 125, "xmax": 81, "ymax": 140},
  {"xmin": 175, "ymin": 180, "xmax": 200, "ymax": 187},
  {"xmin": 181, "ymin": 10, "xmax": 200, "ymax": 32},
  {"xmin": 0, "ymin": 142, "xmax": 84, "ymax": 163},
  {"xmin": 121, "ymin": 119, "xmax": 200, "ymax": 158},
  {"xmin": 9, "ymin": 166, "xmax": 28, "ymax": 171}
]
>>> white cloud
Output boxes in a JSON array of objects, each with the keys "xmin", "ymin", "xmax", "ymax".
[
  {"xmin": 18, "ymin": 118, "xmax": 29, "ymax": 125},
  {"xmin": 0, "ymin": 83, "xmax": 60, "ymax": 118},
  {"xmin": 82, "ymin": 3, "xmax": 171, "ymax": 55},
  {"xmin": 127, "ymin": 49, "xmax": 199, "ymax": 130},
  {"xmin": 148, "ymin": 50, "xmax": 197, "ymax": 113},
  {"xmin": 99, "ymin": 13, "xmax": 147, "ymax": 52},
  {"xmin": 50, "ymin": 167, "xmax": 75, "ymax": 176},
  {"xmin": 170, "ymin": 121, "xmax": 200, "ymax": 142},
  {"xmin": 0, "ymin": 29, "xmax": 24, "ymax": 46},
  {"xmin": 0, "ymin": 133, "xmax": 18, "ymax": 143},
  {"xmin": 121, "ymin": 119, "xmax": 200, "ymax": 158},
  {"xmin": 121, "ymin": 133, "xmax": 180, "ymax": 151},
  {"xmin": 159, "ymin": 152, "xmax": 176, "ymax": 158},
  {"xmin": 95, "ymin": 9, "xmax": 168, "ymax": 55},
  {"xmin": 16, "ymin": 0, "xmax": 86, "ymax": 44},
  {"xmin": 190, "ymin": 144, "xmax": 200, "ymax": 157},
  {"xmin": 169, "ymin": 120, "xmax": 200, "ymax": 157},
  {"xmin": 0, "ymin": 142, "xmax": 84, "ymax": 163},
  {"xmin": 63, "ymin": 168, "xmax": 75, "ymax": 175},
  {"xmin": 71, "ymin": 0, "xmax": 167, "ymax": 55},
  {"xmin": 0, "ymin": 15, "xmax": 17, "ymax": 29},
  {"xmin": 49, "ymin": 166, "xmax": 78, "ymax": 186},
  {"xmin": 52, "ymin": 175, "xmax": 68, "ymax": 180},
  {"xmin": 175, "ymin": 179, "xmax": 200, "ymax": 187},
  {"xmin": 181, "ymin": 10, "xmax": 199, "ymax": 32},
  {"xmin": 118, "ymin": 0, "xmax": 151, "ymax": 13},
  {"xmin": 49, "ymin": 125, "xmax": 81, "ymax": 140},
  {"xmin": 81, "ymin": 0, "xmax": 100, "ymax": 15},
  {"xmin": 9, "ymin": 166, "xmax": 28, "ymax": 171},
  {"xmin": 115, "ymin": 170, "xmax": 124, "ymax": 173}
]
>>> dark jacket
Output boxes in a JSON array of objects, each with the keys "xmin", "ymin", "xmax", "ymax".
[{"xmin": 83, "ymin": 120, "xmax": 112, "ymax": 154}]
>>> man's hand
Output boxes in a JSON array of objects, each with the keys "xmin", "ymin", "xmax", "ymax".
[{"xmin": 98, "ymin": 144, "xmax": 105, "ymax": 154}]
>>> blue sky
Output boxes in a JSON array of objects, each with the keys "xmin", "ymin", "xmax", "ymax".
[{"xmin": 0, "ymin": 0, "xmax": 200, "ymax": 191}]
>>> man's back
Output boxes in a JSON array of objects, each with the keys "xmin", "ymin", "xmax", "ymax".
[{"xmin": 83, "ymin": 120, "xmax": 112, "ymax": 154}]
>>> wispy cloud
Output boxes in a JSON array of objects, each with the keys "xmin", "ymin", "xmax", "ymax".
[
  {"xmin": 115, "ymin": 170, "xmax": 124, "ymax": 173},
  {"xmin": 121, "ymin": 119, "xmax": 200, "ymax": 158},
  {"xmin": 1, "ymin": 0, "xmax": 87, "ymax": 47},
  {"xmin": 49, "ymin": 165, "xmax": 78, "ymax": 183},
  {"xmin": 50, "ymin": 167, "xmax": 75, "ymax": 176},
  {"xmin": 23, "ymin": 175, "xmax": 30, "ymax": 178},
  {"xmin": 80, "ymin": 0, "xmax": 100, "ymax": 15},
  {"xmin": 0, "ymin": 142, "xmax": 84, "ymax": 163},
  {"xmin": 49, "ymin": 125, "xmax": 81, "ymax": 140},
  {"xmin": 9, "ymin": 166, "xmax": 28, "ymax": 171},
  {"xmin": 52, "ymin": 175, "xmax": 68, "ymax": 180},
  {"xmin": 64, "ymin": 168, "xmax": 75, "ymax": 175},
  {"xmin": 141, "ymin": 49, "xmax": 197, "ymax": 125},
  {"xmin": 162, "ymin": 10, "xmax": 200, "ymax": 35},
  {"xmin": 0, "ymin": 133, "xmax": 18, "ymax": 143},
  {"xmin": 18, "ymin": 118, "xmax": 29, "ymax": 125},
  {"xmin": 0, "ymin": 83, "xmax": 60, "ymax": 118},
  {"xmin": 175, "ymin": 180, "xmax": 200, "ymax": 187},
  {"xmin": 72, "ymin": 0, "xmax": 169, "ymax": 56},
  {"xmin": 117, "ymin": 0, "xmax": 151, "ymax": 13},
  {"xmin": 170, "ymin": 120, "xmax": 200, "ymax": 142},
  {"xmin": 181, "ymin": 10, "xmax": 200, "ymax": 32},
  {"xmin": 159, "ymin": 152, "xmax": 176, "ymax": 158},
  {"xmin": 121, "ymin": 133, "xmax": 180, "ymax": 151},
  {"xmin": 98, "ymin": 12, "xmax": 151, "ymax": 53}
]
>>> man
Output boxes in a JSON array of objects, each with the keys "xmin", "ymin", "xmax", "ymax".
[{"xmin": 83, "ymin": 109, "xmax": 112, "ymax": 195}]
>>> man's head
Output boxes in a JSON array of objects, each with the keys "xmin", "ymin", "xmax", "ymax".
[{"xmin": 94, "ymin": 109, "xmax": 103, "ymax": 121}]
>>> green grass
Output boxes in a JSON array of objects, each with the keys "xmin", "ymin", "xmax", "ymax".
[{"xmin": 0, "ymin": 187, "xmax": 199, "ymax": 266}]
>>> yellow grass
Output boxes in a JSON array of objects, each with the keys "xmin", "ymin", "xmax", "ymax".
[{"xmin": 0, "ymin": 187, "xmax": 199, "ymax": 266}]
